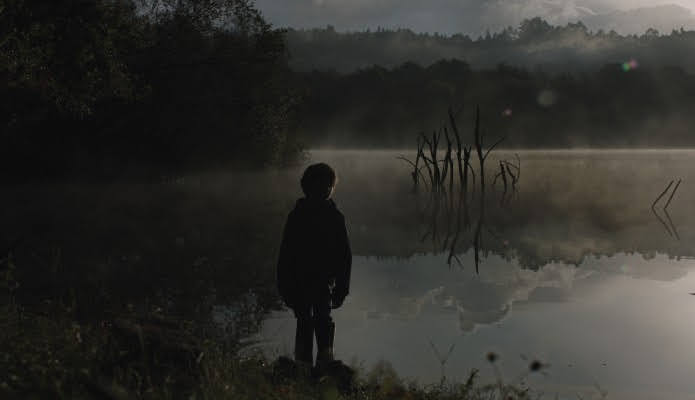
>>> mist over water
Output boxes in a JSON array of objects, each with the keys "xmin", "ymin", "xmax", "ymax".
[
  {"xmin": 251, "ymin": 149, "xmax": 695, "ymax": 400},
  {"xmin": 318, "ymin": 149, "xmax": 695, "ymax": 262},
  {"xmin": 6, "ymin": 148, "xmax": 695, "ymax": 398}
]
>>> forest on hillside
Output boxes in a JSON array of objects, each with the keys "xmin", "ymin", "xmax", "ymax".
[
  {"xmin": 286, "ymin": 18, "xmax": 695, "ymax": 73},
  {"xmin": 287, "ymin": 18, "xmax": 695, "ymax": 149},
  {"xmin": 294, "ymin": 60, "xmax": 695, "ymax": 148}
]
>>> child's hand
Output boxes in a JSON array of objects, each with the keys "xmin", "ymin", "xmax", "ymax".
[{"xmin": 331, "ymin": 293, "xmax": 346, "ymax": 309}]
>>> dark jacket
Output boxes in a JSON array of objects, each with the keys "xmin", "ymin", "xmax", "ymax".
[{"xmin": 277, "ymin": 198, "xmax": 352, "ymax": 308}]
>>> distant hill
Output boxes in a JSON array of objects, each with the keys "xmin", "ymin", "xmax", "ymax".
[
  {"xmin": 582, "ymin": 4, "xmax": 695, "ymax": 35},
  {"xmin": 285, "ymin": 17, "xmax": 695, "ymax": 73}
]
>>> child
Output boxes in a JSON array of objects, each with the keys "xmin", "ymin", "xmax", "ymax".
[{"xmin": 277, "ymin": 163, "xmax": 352, "ymax": 369}]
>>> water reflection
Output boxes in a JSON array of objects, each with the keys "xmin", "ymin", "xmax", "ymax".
[
  {"xmin": 329, "ymin": 149, "xmax": 695, "ymax": 267},
  {"xmin": 651, "ymin": 179, "xmax": 682, "ymax": 239},
  {"xmin": 253, "ymin": 150, "xmax": 695, "ymax": 399},
  {"xmin": 258, "ymin": 252, "xmax": 695, "ymax": 399},
  {"xmin": 6, "ymin": 149, "xmax": 695, "ymax": 398}
]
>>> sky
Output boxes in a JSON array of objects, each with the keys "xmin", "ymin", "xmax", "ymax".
[{"xmin": 254, "ymin": 0, "xmax": 695, "ymax": 35}]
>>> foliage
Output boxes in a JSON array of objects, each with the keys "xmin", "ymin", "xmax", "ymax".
[
  {"xmin": 0, "ymin": 300, "xmax": 537, "ymax": 399},
  {"xmin": 0, "ymin": 0, "xmax": 301, "ymax": 181},
  {"xmin": 0, "ymin": 186, "xmax": 545, "ymax": 398},
  {"xmin": 296, "ymin": 60, "xmax": 695, "ymax": 148}
]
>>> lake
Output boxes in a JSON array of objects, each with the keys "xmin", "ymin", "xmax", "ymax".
[
  {"xmin": 249, "ymin": 149, "xmax": 695, "ymax": 400},
  {"xmin": 6, "ymin": 149, "xmax": 695, "ymax": 399}
]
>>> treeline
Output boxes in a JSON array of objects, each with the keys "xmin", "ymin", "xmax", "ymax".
[
  {"xmin": 295, "ymin": 59, "xmax": 695, "ymax": 148},
  {"xmin": 286, "ymin": 18, "xmax": 695, "ymax": 73},
  {"xmin": 8, "ymin": 5, "xmax": 695, "ymax": 179},
  {"xmin": 1, "ymin": 0, "xmax": 300, "ymax": 181}
]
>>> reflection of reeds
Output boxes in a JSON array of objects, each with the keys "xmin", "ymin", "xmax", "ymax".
[
  {"xmin": 404, "ymin": 106, "xmax": 518, "ymax": 273},
  {"xmin": 651, "ymin": 179, "xmax": 682, "ymax": 239},
  {"xmin": 427, "ymin": 338, "xmax": 456, "ymax": 385},
  {"xmin": 493, "ymin": 156, "xmax": 521, "ymax": 206},
  {"xmin": 664, "ymin": 208, "xmax": 680, "ymax": 240}
]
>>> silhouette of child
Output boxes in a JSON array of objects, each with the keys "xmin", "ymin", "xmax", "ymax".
[{"xmin": 277, "ymin": 163, "xmax": 352, "ymax": 369}]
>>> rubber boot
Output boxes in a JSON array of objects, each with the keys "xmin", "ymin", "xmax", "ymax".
[
  {"xmin": 294, "ymin": 316, "xmax": 314, "ymax": 377},
  {"xmin": 315, "ymin": 320, "xmax": 335, "ymax": 372}
]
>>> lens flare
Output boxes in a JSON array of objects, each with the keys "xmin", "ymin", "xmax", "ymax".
[
  {"xmin": 622, "ymin": 59, "xmax": 639, "ymax": 72},
  {"xmin": 538, "ymin": 90, "xmax": 556, "ymax": 107}
]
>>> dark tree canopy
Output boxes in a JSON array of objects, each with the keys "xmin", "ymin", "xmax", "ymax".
[
  {"xmin": 0, "ymin": 0, "xmax": 300, "ymax": 181},
  {"xmin": 295, "ymin": 60, "xmax": 695, "ymax": 149}
]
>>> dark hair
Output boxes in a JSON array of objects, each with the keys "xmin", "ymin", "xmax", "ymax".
[{"xmin": 301, "ymin": 163, "xmax": 337, "ymax": 199}]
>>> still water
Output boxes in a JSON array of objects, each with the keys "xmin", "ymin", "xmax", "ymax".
[{"xmin": 250, "ymin": 150, "xmax": 695, "ymax": 400}]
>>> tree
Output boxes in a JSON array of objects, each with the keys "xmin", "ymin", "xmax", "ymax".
[
  {"xmin": 518, "ymin": 17, "xmax": 554, "ymax": 42},
  {"xmin": 0, "ymin": 0, "xmax": 299, "ymax": 180}
]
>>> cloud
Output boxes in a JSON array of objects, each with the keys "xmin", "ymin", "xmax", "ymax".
[
  {"xmin": 255, "ymin": 0, "xmax": 695, "ymax": 35},
  {"xmin": 256, "ymin": 0, "xmax": 485, "ymax": 34},
  {"xmin": 336, "ymin": 252, "xmax": 691, "ymax": 333},
  {"xmin": 481, "ymin": 0, "xmax": 597, "ymax": 28}
]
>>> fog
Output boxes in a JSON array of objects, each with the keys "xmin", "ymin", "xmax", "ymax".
[
  {"xmin": 250, "ymin": 149, "xmax": 695, "ymax": 399},
  {"xmin": 314, "ymin": 150, "xmax": 695, "ymax": 265},
  {"xmin": 257, "ymin": 0, "xmax": 695, "ymax": 35}
]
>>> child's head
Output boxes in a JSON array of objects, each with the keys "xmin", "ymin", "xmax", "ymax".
[{"xmin": 301, "ymin": 163, "xmax": 337, "ymax": 200}]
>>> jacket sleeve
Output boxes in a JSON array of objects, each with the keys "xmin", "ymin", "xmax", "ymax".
[
  {"xmin": 334, "ymin": 214, "xmax": 352, "ymax": 299},
  {"xmin": 277, "ymin": 213, "xmax": 296, "ymax": 306}
]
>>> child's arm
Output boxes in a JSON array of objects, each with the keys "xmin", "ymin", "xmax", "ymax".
[
  {"xmin": 332, "ymin": 215, "xmax": 352, "ymax": 308},
  {"xmin": 277, "ymin": 213, "xmax": 297, "ymax": 308}
]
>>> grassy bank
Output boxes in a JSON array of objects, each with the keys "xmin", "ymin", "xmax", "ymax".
[{"xmin": 1, "ymin": 293, "xmax": 540, "ymax": 400}]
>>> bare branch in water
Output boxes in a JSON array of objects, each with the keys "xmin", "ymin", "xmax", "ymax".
[
  {"xmin": 397, "ymin": 155, "xmax": 430, "ymax": 191},
  {"xmin": 396, "ymin": 155, "xmax": 417, "ymax": 168},
  {"xmin": 664, "ymin": 179, "xmax": 681, "ymax": 210},
  {"xmin": 651, "ymin": 179, "xmax": 681, "ymax": 239},
  {"xmin": 651, "ymin": 180, "xmax": 674, "ymax": 210},
  {"xmin": 483, "ymin": 134, "xmax": 507, "ymax": 161},
  {"xmin": 514, "ymin": 153, "xmax": 521, "ymax": 181}
]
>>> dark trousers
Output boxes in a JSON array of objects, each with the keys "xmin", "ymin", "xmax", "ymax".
[{"xmin": 293, "ymin": 299, "xmax": 334, "ymax": 365}]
